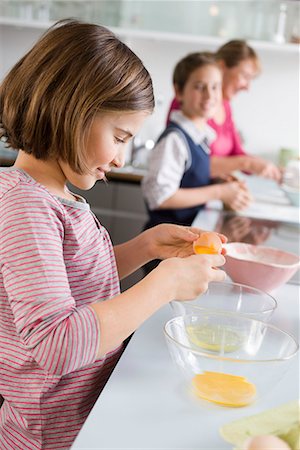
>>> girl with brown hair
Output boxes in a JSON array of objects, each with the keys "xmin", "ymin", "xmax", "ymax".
[{"xmin": 0, "ymin": 20, "xmax": 226, "ymax": 449}]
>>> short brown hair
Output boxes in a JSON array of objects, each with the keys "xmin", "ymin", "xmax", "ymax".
[
  {"xmin": 173, "ymin": 52, "xmax": 218, "ymax": 93},
  {"xmin": 215, "ymin": 39, "xmax": 260, "ymax": 72},
  {"xmin": 0, "ymin": 19, "xmax": 154, "ymax": 173}
]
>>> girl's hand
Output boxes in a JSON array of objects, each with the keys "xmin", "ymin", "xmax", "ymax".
[
  {"xmin": 221, "ymin": 180, "xmax": 253, "ymax": 211},
  {"xmin": 156, "ymin": 253, "xmax": 226, "ymax": 301},
  {"xmin": 145, "ymin": 224, "xmax": 227, "ymax": 261}
]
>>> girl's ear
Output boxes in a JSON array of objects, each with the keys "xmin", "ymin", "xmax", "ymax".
[
  {"xmin": 217, "ymin": 59, "xmax": 226, "ymax": 72},
  {"xmin": 174, "ymin": 84, "xmax": 183, "ymax": 103}
]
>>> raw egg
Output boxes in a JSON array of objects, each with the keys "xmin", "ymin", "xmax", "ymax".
[
  {"xmin": 193, "ymin": 232, "xmax": 222, "ymax": 255},
  {"xmin": 243, "ymin": 435, "xmax": 291, "ymax": 450},
  {"xmin": 192, "ymin": 371, "xmax": 256, "ymax": 407}
]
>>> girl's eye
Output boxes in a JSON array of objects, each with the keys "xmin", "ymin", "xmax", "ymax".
[
  {"xmin": 195, "ymin": 84, "xmax": 205, "ymax": 92},
  {"xmin": 115, "ymin": 137, "xmax": 125, "ymax": 144}
]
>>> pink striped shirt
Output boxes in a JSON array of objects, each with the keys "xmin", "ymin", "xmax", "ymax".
[{"xmin": 0, "ymin": 168, "xmax": 122, "ymax": 449}]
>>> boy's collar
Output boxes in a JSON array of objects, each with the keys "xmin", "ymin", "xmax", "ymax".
[{"xmin": 169, "ymin": 110, "xmax": 216, "ymax": 145}]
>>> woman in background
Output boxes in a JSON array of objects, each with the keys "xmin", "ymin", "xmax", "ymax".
[{"xmin": 167, "ymin": 40, "xmax": 281, "ymax": 181}]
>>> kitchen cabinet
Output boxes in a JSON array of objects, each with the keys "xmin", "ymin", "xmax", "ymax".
[
  {"xmin": 70, "ymin": 180, "xmax": 147, "ymax": 291},
  {"xmin": 70, "ymin": 180, "xmax": 147, "ymax": 245}
]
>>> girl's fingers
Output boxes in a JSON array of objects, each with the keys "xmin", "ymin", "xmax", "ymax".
[
  {"xmin": 176, "ymin": 226, "xmax": 199, "ymax": 241},
  {"xmin": 214, "ymin": 254, "xmax": 226, "ymax": 267},
  {"xmin": 216, "ymin": 232, "xmax": 227, "ymax": 243},
  {"xmin": 190, "ymin": 254, "xmax": 225, "ymax": 267},
  {"xmin": 211, "ymin": 268, "xmax": 227, "ymax": 281},
  {"xmin": 189, "ymin": 227, "xmax": 228, "ymax": 244},
  {"xmin": 221, "ymin": 247, "xmax": 227, "ymax": 256},
  {"xmin": 188, "ymin": 226, "xmax": 202, "ymax": 236}
]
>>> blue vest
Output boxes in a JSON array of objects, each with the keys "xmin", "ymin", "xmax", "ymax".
[{"xmin": 145, "ymin": 121, "xmax": 211, "ymax": 228}]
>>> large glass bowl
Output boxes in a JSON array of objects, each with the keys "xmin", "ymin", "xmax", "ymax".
[
  {"xmin": 171, "ymin": 281, "xmax": 277, "ymax": 322},
  {"xmin": 164, "ymin": 313, "xmax": 298, "ymax": 408}
]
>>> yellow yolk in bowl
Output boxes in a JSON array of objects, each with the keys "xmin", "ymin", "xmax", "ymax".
[
  {"xmin": 193, "ymin": 232, "xmax": 222, "ymax": 255},
  {"xmin": 192, "ymin": 371, "xmax": 256, "ymax": 407}
]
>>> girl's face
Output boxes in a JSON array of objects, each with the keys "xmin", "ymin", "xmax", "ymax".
[
  {"xmin": 221, "ymin": 58, "xmax": 258, "ymax": 100},
  {"xmin": 176, "ymin": 64, "xmax": 222, "ymax": 122},
  {"xmin": 60, "ymin": 111, "xmax": 148, "ymax": 190}
]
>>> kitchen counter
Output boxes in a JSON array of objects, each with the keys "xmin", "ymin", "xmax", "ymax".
[{"xmin": 107, "ymin": 166, "xmax": 146, "ymax": 184}]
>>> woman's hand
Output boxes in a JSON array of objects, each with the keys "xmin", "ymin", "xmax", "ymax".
[
  {"xmin": 156, "ymin": 253, "xmax": 226, "ymax": 301},
  {"xmin": 145, "ymin": 223, "xmax": 227, "ymax": 261},
  {"xmin": 246, "ymin": 156, "xmax": 282, "ymax": 182}
]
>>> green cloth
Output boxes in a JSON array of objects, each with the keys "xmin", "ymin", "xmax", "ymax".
[{"xmin": 220, "ymin": 401, "xmax": 300, "ymax": 450}]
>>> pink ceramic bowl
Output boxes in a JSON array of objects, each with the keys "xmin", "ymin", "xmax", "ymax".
[{"xmin": 224, "ymin": 242, "xmax": 300, "ymax": 293}]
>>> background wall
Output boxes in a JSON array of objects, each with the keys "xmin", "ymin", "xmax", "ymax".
[
  {"xmin": 0, "ymin": 23, "xmax": 299, "ymax": 162},
  {"xmin": 126, "ymin": 36, "xmax": 299, "ymax": 161}
]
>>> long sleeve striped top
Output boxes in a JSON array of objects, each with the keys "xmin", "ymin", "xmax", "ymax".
[{"xmin": 0, "ymin": 168, "xmax": 122, "ymax": 449}]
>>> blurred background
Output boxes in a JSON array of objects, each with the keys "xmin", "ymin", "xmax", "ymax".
[{"xmin": 0, "ymin": 0, "xmax": 299, "ymax": 164}]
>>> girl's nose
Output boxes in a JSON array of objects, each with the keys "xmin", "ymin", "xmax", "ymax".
[
  {"xmin": 241, "ymin": 80, "xmax": 250, "ymax": 91},
  {"xmin": 204, "ymin": 88, "xmax": 212, "ymax": 99},
  {"xmin": 113, "ymin": 150, "xmax": 125, "ymax": 169}
]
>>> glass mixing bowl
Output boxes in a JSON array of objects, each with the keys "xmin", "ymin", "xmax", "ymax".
[{"xmin": 164, "ymin": 313, "xmax": 298, "ymax": 408}]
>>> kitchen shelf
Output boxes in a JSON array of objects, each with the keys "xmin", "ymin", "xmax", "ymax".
[
  {"xmin": 0, "ymin": 16, "xmax": 299, "ymax": 53},
  {"xmin": 0, "ymin": 16, "xmax": 53, "ymax": 30}
]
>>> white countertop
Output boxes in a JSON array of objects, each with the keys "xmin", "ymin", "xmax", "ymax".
[{"xmin": 72, "ymin": 281, "xmax": 299, "ymax": 450}]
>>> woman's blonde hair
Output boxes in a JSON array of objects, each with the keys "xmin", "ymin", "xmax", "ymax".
[
  {"xmin": 0, "ymin": 19, "xmax": 154, "ymax": 173},
  {"xmin": 215, "ymin": 39, "xmax": 261, "ymax": 73}
]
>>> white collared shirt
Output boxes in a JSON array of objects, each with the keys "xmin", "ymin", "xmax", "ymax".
[{"xmin": 142, "ymin": 111, "xmax": 216, "ymax": 210}]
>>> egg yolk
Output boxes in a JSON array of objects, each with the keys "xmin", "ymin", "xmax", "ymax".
[
  {"xmin": 193, "ymin": 232, "xmax": 222, "ymax": 255},
  {"xmin": 192, "ymin": 371, "xmax": 256, "ymax": 407}
]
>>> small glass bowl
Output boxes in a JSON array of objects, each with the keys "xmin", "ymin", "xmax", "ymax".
[{"xmin": 171, "ymin": 281, "xmax": 277, "ymax": 322}]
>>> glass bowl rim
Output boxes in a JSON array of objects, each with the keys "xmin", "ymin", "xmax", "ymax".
[
  {"xmin": 171, "ymin": 280, "xmax": 277, "ymax": 315},
  {"xmin": 164, "ymin": 312, "xmax": 299, "ymax": 364}
]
